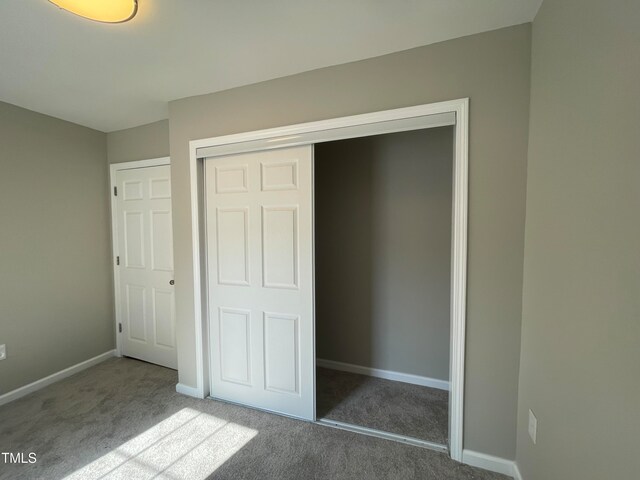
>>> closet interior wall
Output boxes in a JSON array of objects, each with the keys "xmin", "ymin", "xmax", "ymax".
[{"xmin": 315, "ymin": 126, "xmax": 454, "ymax": 381}]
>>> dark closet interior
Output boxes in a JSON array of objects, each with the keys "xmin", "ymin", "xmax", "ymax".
[{"xmin": 314, "ymin": 126, "xmax": 454, "ymax": 445}]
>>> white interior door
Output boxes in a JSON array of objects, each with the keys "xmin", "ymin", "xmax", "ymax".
[
  {"xmin": 115, "ymin": 165, "xmax": 177, "ymax": 369},
  {"xmin": 205, "ymin": 146, "xmax": 314, "ymax": 420}
]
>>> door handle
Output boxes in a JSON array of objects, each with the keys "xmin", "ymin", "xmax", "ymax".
[{"xmin": 169, "ymin": 280, "xmax": 175, "ymax": 286}]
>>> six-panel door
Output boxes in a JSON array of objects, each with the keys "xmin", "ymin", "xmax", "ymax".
[
  {"xmin": 116, "ymin": 165, "xmax": 177, "ymax": 369},
  {"xmin": 205, "ymin": 146, "xmax": 314, "ymax": 420}
]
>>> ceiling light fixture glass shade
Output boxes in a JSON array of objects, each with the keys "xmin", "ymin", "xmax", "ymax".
[{"xmin": 48, "ymin": 0, "xmax": 138, "ymax": 23}]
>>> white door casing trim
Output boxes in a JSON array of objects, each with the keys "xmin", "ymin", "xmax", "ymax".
[
  {"xmin": 187, "ymin": 98, "xmax": 469, "ymax": 460},
  {"xmin": 195, "ymin": 110, "xmax": 455, "ymax": 159},
  {"xmin": 109, "ymin": 157, "xmax": 171, "ymax": 359}
]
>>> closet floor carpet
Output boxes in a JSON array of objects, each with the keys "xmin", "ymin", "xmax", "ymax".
[
  {"xmin": 317, "ymin": 367, "xmax": 449, "ymax": 445},
  {"xmin": 0, "ymin": 358, "xmax": 505, "ymax": 480}
]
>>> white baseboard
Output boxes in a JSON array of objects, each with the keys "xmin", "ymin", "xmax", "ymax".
[
  {"xmin": 462, "ymin": 450, "xmax": 520, "ymax": 478},
  {"xmin": 176, "ymin": 383, "xmax": 204, "ymax": 399},
  {"xmin": 0, "ymin": 350, "xmax": 117, "ymax": 407},
  {"xmin": 316, "ymin": 358, "xmax": 449, "ymax": 391},
  {"xmin": 512, "ymin": 462, "xmax": 524, "ymax": 480}
]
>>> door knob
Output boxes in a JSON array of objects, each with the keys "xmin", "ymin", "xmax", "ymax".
[{"xmin": 169, "ymin": 280, "xmax": 175, "ymax": 286}]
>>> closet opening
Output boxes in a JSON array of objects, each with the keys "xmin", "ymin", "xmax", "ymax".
[
  {"xmin": 314, "ymin": 126, "xmax": 454, "ymax": 448},
  {"xmin": 191, "ymin": 99, "xmax": 468, "ymax": 459}
]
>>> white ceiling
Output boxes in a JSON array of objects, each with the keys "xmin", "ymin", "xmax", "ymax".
[{"xmin": 0, "ymin": 0, "xmax": 542, "ymax": 132}]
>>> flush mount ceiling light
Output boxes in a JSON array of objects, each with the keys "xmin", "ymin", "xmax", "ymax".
[{"xmin": 49, "ymin": 0, "xmax": 138, "ymax": 23}]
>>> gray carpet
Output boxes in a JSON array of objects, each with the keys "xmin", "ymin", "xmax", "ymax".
[
  {"xmin": 0, "ymin": 358, "xmax": 506, "ymax": 480},
  {"xmin": 317, "ymin": 367, "xmax": 449, "ymax": 445}
]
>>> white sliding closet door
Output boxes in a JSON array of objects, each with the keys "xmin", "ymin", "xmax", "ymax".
[{"xmin": 205, "ymin": 146, "xmax": 314, "ymax": 420}]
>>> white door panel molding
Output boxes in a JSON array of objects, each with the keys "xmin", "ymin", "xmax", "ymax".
[
  {"xmin": 110, "ymin": 158, "xmax": 177, "ymax": 370},
  {"xmin": 205, "ymin": 146, "xmax": 314, "ymax": 420}
]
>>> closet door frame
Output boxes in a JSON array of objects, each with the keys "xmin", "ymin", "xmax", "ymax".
[{"xmin": 187, "ymin": 98, "xmax": 469, "ymax": 461}]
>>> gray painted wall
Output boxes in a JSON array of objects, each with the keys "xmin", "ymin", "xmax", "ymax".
[
  {"xmin": 516, "ymin": 0, "xmax": 640, "ymax": 478},
  {"xmin": 107, "ymin": 119, "xmax": 170, "ymax": 164},
  {"xmin": 169, "ymin": 24, "xmax": 531, "ymax": 458},
  {"xmin": 315, "ymin": 128, "xmax": 453, "ymax": 381},
  {"xmin": 0, "ymin": 101, "xmax": 113, "ymax": 394}
]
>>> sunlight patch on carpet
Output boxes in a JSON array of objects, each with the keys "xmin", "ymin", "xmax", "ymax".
[{"xmin": 63, "ymin": 408, "xmax": 257, "ymax": 479}]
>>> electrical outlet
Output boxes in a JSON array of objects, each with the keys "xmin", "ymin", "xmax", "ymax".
[
  {"xmin": 528, "ymin": 409, "xmax": 538, "ymax": 444},
  {"xmin": 0, "ymin": 344, "xmax": 6, "ymax": 361}
]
